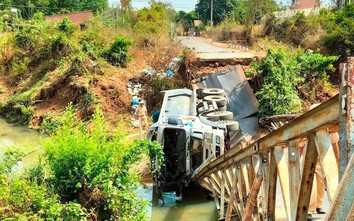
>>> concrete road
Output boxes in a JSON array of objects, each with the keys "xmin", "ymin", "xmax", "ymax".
[{"xmin": 177, "ymin": 36, "xmax": 258, "ymax": 60}]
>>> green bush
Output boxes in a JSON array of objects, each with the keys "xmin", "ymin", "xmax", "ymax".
[
  {"xmin": 0, "ymin": 88, "xmax": 36, "ymax": 125},
  {"xmin": 0, "ymin": 175, "xmax": 87, "ymax": 221},
  {"xmin": 253, "ymin": 49, "xmax": 302, "ymax": 118},
  {"xmin": 323, "ymin": 3, "xmax": 354, "ymax": 58},
  {"xmin": 102, "ymin": 37, "xmax": 132, "ymax": 67},
  {"xmin": 44, "ymin": 105, "xmax": 163, "ymax": 220},
  {"xmin": 252, "ymin": 49, "xmax": 336, "ymax": 118},
  {"xmin": 39, "ymin": 112, "xmax": 61, "ymax": 135},
  {"xmin": 0, "ymin": 149, "xmax": 24, "ymax": 175},
  {"xmin": 57, "ymin": 18, "xmax": 76, "ymax": 35},
  {"xmin": 153, "ymin": 76, "xmax": 179, "ymax": 91}
]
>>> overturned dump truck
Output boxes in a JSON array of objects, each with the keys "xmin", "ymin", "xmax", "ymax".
[{"xmin": 147, "ymin": 88, "xmax": 240, "ymax": 204}]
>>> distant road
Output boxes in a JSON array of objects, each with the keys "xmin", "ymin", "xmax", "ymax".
[{"xmin": 177, "ymin": 36, "xmax": 258, "ymax": 61}]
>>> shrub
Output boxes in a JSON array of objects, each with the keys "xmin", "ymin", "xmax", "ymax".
[
  {"xmin": 39, "ymin": 112, "xmax": 61, "ymax": 135},
  {"xmin": 253, "ymin": 49, "xmax": 302, "ymax": 118},
  {"xmin": 44, "ymin": 105, "xmax": 163, "ymax": 220},
  {"xmin": 0, "ymin": 175, "xmax": 87, "ymax": 221},
  {"xmin": 323, "ymin": 3, "xmax": 354, "ymax": 58},
  {"xmin": 102, "ymin": 37, "xmax": 132, "ymax": 67},
  {"xmin": 152, "ymin": 76, "xmax": 179, "ymax": 91},
  {"xmin": 252, "ymin": 49, "xmax": 336, "ymax": 118},
  {"xmin": 0, "ymin": 88, "xmax": 36, "ymax": 125},
  {"xmin": 0, "ymin": 149, "xmax": 24, "ymax": 175},
  {"xmin": 57, "ymin": 18, "xmax": 76, "ymax": 35}
]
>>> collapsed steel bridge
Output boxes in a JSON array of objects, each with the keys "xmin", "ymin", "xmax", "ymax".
[{"xmin": 192, "ymin": 58, "xmax": 354, "ymax": 221}]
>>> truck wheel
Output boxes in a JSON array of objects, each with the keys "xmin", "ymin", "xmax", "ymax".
[
  {"xmin": 218, "ymin": 105, "xmax": 227, "ymax": 111},
  {"xmin": 217, "ymin": 120, "xmax": 239, "ymax": 131},
  {"xmin": 206, "ymin": 111, "xmax": 233, "ymax": 121},
  {"xmin": 203, "ymin": 95, "xmax": 227, "ymax": 106},
  {"xmin": 202, "ymin": 88, "xmax": 225, "ymax": 98}
]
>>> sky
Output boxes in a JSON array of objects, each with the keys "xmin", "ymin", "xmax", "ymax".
[
  {"xmin": 108, "ymin": 0, "xmax": 333, "ymax": 12},
  {"xmin": 109, "ymin": 0, "xmax": 199, "ymax": 12}
]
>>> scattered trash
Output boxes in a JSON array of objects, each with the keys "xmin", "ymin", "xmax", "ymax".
[
  {"xmin": 127, "ymin": 82, "xmax": 142, "ymax": 96},
  {"xmin": 142, "ymin": 66, "xmax": 156, "ymax": 77},
  {"xmin": 131, "ymin": 96, "xmax": 139, "ymax": 115},
  {"xmin": 166, "ymin": 70, "xmax": 174, "ymax": 77}
]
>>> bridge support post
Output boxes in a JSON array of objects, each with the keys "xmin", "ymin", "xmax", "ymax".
[
  {"xmin": 267, "ymin": 149, "xmax": 277, "ymax": 221},
  {"xmin": 326, "ymin": 56, "xmax": 354, "ymax": 220},
  {"xmin": 225, "ymin": 166, "xmax": 239, "ymax": 221},
  {"xmin": 325, "ymin": 150, "xmax": 354, "ymax": 220},
  {"xmin": 288, "ymin": 140, "xmax": 301, "ymax": 221},
  {"xmin": 242, "ymin": 173, "xmax": 263, "ymax": 221},
  {"xmin": 273, "ymin": 145, "xmax": 291, "ymax": 220},
  {"xmin": 314, "ymin": 130, "xmax": 339, "ymax": 203},
  {"xmin": 296, "ymin": 134, "xmax": 318, "ymax": 221},
  {"xmin": 339, "ymin": 57, "xmax": 354, "ymax": 179}
]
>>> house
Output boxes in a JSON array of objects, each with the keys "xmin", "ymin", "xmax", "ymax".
[
  {"xmin": 290, "ymin": 0, "xmax": 319, "ymax": 10},
  {"xmin": 45, "ymin": 11, "xmax": 93, "ymax": 27}
]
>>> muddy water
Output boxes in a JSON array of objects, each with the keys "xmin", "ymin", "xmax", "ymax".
[
  {"xmin": 0, "ymin": 119, "xmax": 217, "ymax": 220},
  {"xmin": 151, "ymin": 184, "xmax": 218, "ymax": 221},
  {"xmin": 0, "ymin": 118, "xmax": 42, "ymax": 166}
]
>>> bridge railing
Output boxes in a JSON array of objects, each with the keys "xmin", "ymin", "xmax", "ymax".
[{"xmin": 193, "ymin": 58, "xmax": 354, "ymax": 221}]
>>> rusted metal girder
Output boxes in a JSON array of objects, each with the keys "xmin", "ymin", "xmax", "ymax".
[
  {"xmin": 194, "ymin": 95, "xmax": 338, "ymax": 182},
  {"xmin": 267, "ymin": 150, "xmax": 277, "ymax": 221},
  {"xmin": 258, "ymin": 95, "xmax": 338, "ymax": 152},
  {"xmin": 242, "ymin": 173, "xmax": 263, "ymax": 221},
  {"xmin": 296, "ymin": 134, "xmax": 318, "ymax": 221},
  {"xmin": 325, "ymin": 152, "xmax": 354, "ymax": 220},
  {"xmin": 329, "ymin": 56, "xmax": 354, "ymax": 220},
  {"xmin": 339, "ymin": 57, "xmax": 354, "ymax": 178}
]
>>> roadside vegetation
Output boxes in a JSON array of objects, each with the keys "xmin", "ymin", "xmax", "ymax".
[
  {"xmin": 0, "ymin": 2, "xmax": 184, "ymax": 127},
  {"xmin": 0, "ymin": 2, "xmax": 181, "ymax": 219},
  {"xmin": 252, "ymin": 49, "xmax": 337, "ymax": 118},
  {"xmin": 176, "ymin": 1, "xmax": 353, "ymax": 118},
  {"xmin": 0, "ymin": 106, "xmax": 163, "ymax": 220}
]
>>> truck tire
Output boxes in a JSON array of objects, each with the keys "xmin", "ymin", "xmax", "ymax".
[
  {"xmin": 202, "ymin": 88, "xmax": 225, "ymax": 98},
  {"xmin": 203, "ymin": 95, "xmax": 227, "ymax": 106},
  {"xmin": 206, "ymin": 111, "xmax": 233, "ymax": 121},
  {"xmin": 218, "ymin": 105, "xmax": 227, "ymax": 111},
  {"xmin": 217, "ymin": 120, "xmax": 239, "ymax": 131}
]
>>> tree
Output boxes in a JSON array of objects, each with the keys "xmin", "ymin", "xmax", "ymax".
[
  {"xmin": 175, "ymin": 10, "xmax": 197, "ymax": 32},
  {"xmin": 195, "ymin": 0, "xmax": 237, "ymax": 25},
  {"xmin": 229, "ymin": 0, "xmax": 248, "ymax": 24},
  {"xmin": 246, "ymin": 0, "xmax": 278, "ymax": 26},
  {"xmin": 1, "ymin": 0, "xmax": 109, "ymax": 19},
  {"xmin": 133, "ymin": 2, "xmax": 170, "ymax": 34}
]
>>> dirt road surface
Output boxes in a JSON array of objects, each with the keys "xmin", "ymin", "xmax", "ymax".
[{"xmin": 177, "ymin": 36, "xmax": 258, "ymax": 60}]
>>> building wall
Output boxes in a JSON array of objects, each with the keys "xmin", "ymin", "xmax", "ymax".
[
  {"xmin": 290, "ymin": 0, "xmax": 318, "ymax": 9},
  {"xmin": 45, "ymin": 11, "xmax": 93, "ymax": 24}
]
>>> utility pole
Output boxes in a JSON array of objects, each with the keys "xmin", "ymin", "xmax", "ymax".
[{"xmin": 210, "ymin": 0, "xmax": 213, "ymax": 27}]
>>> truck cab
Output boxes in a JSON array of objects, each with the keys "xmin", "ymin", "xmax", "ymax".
[{"xmin": 147, "ymin": 88, "xmax": 237, "ymax": 203}]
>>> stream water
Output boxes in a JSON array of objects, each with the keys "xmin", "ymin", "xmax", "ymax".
[
  {"xmin": 151, "ymin": 184, "xmax": 218, "ymax": 221},
  {"xmin": 0, "ymin": 118, "xmax": 42, "ymax": 166},
  {"xmin": 0, "ymin": 118, "xmax": 217, "ymax": 221}
]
